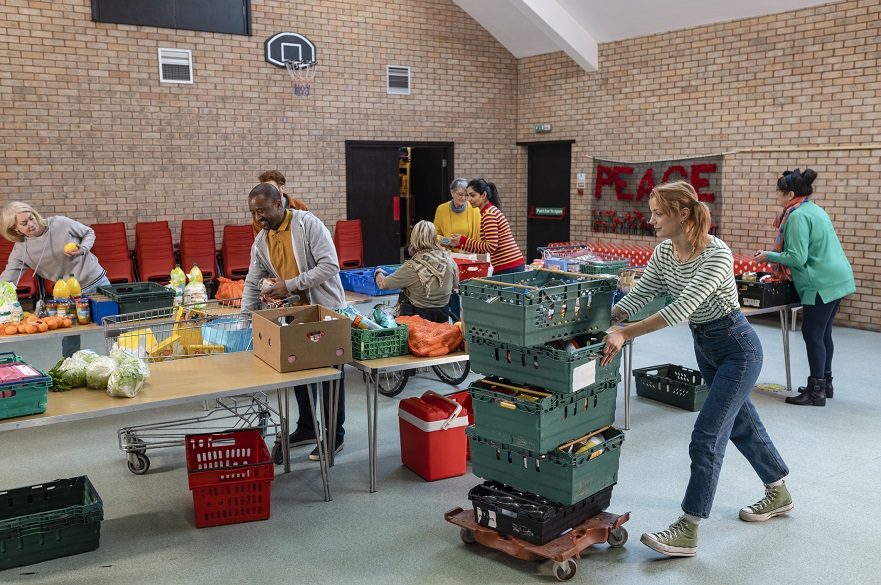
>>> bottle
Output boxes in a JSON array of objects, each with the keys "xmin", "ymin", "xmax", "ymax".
[
  {"xmin": 170, "ymin": 264, "xmax": 186, "ymax": 289},
  {"xmin": 371, "ymin": 305, "xmax": 397, "ymax": 329},
  {"xmin": 54, "ymin": 275, "xmax": 69, "ymax": 300},
  {"xmin": 76, "ymin": 298, "xmax": 91, "ymax": 325},
  {"xmin": 188, "ymin": 263, "xmax": 203, "ymax": 285},
  {"xmin": 339, "ymin": 306, "xmax": 382, "ymax": 330},
  {"xmin": 66, "ymin": 273, "xmax": 82, "ymax": 297}
]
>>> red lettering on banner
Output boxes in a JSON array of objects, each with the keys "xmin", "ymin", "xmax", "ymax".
[
  {"xmin": 690, "ymin": 163, "xmax": 716, "ymax": 202},
  {"xmin": 613, "ymin": 166, "xmax": 634, "ymax": 200},
  {"xmin": 595, "ymin": 165, "xmax": 613, "ymax": 199},
  {"xmin": 662, "ymin": 165, "xmax": 688, "ymax": 183},
  {"xmin": 636, "ymin": 168, "xmax": 655, "ymax": 200}
]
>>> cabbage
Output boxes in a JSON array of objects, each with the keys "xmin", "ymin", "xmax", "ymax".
[
  {"xmin": 59, "ymin": 357, "xmax": 88, "ymax": 388},
  {"xmin": 110, "ymin": 348, "xmax": 138, "ymax": 365},
  {"xmin": 72, "ymin": 349, "xmax": 99, "ymax": 364},
  {"xmin": 86, "ymin": 356, "xmax": 116, "ymax": 390},
  {"xmin": 107, "ymin": 362, "xmax": 148, "ymax": 398}
]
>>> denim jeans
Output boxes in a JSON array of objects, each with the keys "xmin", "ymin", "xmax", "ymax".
[
  {"xmin": 294, "ymin": 366, "xmax": 345, "ymax": 444},
  {"xmin": 682, "ymin": 310, "xmax": 789, "ymax": 518}
]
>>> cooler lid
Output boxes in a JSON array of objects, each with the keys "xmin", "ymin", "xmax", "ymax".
[{"xmin": 399, "ymin": 391, "xmax": 468, "ymax": 424}]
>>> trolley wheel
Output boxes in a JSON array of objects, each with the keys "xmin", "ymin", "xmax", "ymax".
[
  {"xmin": 124, "ymin": 436, "xmax": 146, "ymax": 455},
  {"xmin": 553, "ymin": 559, "xmax": 577, "ymax": 581},
  {"xmin": 127, "ymin": 452, "xmax": 150, "ymax": 475},
  {"xmin": 431, "ymin": 360, "xmax": 471, "ymax": 386},
  {"xmin": 271, "ymin": 442, "xmax": 284, "ymax": 466},
  {"xmin": 377, "ymin": 370, "xmax": 410, "ymax": 397},
  {"xmin": 460, "ymin": 528, "xmax": 476, "ymax": 545},
  {"xmin": 607, "ymin": 526, "xmax": 628, "ymax": 547}
]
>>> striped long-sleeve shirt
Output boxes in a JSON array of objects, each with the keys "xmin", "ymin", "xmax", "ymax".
[
  {"xmin": 460, "ymin": 204, "xmax": 524, "ymax": 272},
  {"xmin": 614, "ymin": 237, "xmax": 740, "ymax": 326}
]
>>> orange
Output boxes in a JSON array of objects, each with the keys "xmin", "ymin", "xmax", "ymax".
[{"xmin": 4, "ymin": 325, "xmax": 17, "ymax": 335}]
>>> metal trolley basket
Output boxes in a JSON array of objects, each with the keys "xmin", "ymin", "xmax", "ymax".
[{"xmin": 102, "ymin": 298, "xmax": 280, "ymax": 475}]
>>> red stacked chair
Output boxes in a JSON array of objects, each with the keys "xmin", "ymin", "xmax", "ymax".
[
  {"xmin": 179, "ymin": 219, "xmax": 218, "ymax": 282},
  {"xmin": 333, "ymin": 219, "xmax": 364, "ymax": 269},
  {"xmin": 91, "ymin": 222, "xmax": 135, "ymax": 284},
  {"xmin": 220, "ymin": 225, "xmax": 254, "ymax": 279},
  {"xmin": 0, "ymin": 237, "xmax": 39, "ymax": 301},
  {"xmin": 135, "ymin": 221, "xmax": 175, "ymax": 284}
]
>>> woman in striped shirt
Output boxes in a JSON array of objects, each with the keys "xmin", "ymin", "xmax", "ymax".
[
  {"xmin": 449, "ymin": 179, "xmax": 525, "ymax": 275},
  {"xmin": 602, "ymin": 181, "xmax": 791, "ymax": 558}
]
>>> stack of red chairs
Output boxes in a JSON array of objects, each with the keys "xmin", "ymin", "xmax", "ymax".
[
  {"xmin": 179, "ymin": 219, "xmax": 218, "ymax": 282},
  {"xmin": 220, "ymin": 225, "xmax": 254, "ymax": 279},
  {"xmin": 91, "ymin": 222, "xmax": 135, "ymax": 284},
  {"xmin": 0, "ymin": 237, "xmax": 39, "ymax": 302},
  {"xmin": 135, "ymin": 221, "xmax": 175, "ymax": 284},
  {"xmin": 333, "ymin": 219, "xmax": 364, "ymax": 269}
]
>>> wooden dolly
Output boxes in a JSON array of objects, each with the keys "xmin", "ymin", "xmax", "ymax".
[{"xmin": 445, "ymin": 507, "xmax": 629, "ymax": 581}]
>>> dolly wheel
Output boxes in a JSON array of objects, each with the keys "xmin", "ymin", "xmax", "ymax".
[
  {"xmin": 460, "ymin": 528, "xmax": 476, "ymax": 544},
  {"xmin": 553, "ymin": 559, "xmax": 577, "ymax": 581},
  {"xmin": 127, "ymin": 452, "xmax": 150, "ymax": 475},
  {"xmin": 608, "ymin": 526, "xmax": 628, "ymax": 547}
]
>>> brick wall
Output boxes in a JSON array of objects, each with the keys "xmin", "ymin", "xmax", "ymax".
[{"xmin": 517, "ymin": 0, "xmax": 881, "ymax": 331}]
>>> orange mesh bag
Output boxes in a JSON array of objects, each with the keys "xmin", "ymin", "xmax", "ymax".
[
  {"xmin": 395, "ymin": 315, "xmax": 463, "ymax": 357},
  {"xmin": 215, "ymin": 277, "xmax": 245, "ymax": 306}
]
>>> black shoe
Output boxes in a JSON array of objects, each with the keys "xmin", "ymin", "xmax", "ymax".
[
  {"xmin": 796, "ymin": 374, "xmax": 833, "ymax": 399},
  {"xmin": 309, "ymin": 441, "xmax": 344, "ymax": 461},
  {"xmin": 786, "ymin": 377, "xmax": 826, "ymax": 407},
  {"xmin": 287, "ymin": 429, "xmax": 317, "ymax": 447}
]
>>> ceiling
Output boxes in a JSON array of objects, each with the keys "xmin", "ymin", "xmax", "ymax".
[{"xmin": 453, "ymin": 0, "xmax": 837, "ymax": 71}]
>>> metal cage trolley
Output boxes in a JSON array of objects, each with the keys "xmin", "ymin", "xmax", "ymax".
[{"xmin": 102, "ymin": 299, "xmax": 281, "ymax": 474}]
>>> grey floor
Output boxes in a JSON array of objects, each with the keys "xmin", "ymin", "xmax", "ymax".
[{"xmin": 2, "ymin": 316, "xmax": 880, "ymax": 585}]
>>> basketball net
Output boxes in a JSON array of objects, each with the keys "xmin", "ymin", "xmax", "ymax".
[{"xmin": 285, "ymin": 60, "xmax": 317, "ymax": 97}]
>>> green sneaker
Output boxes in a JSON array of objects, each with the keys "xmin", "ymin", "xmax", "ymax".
[
  {"xmin": 739, "ymin": 482, "xmax": 794, "ymax": 522},
  {"xmin": 640, "ymin": 517, "xmax": 698, "ymax": 557}
]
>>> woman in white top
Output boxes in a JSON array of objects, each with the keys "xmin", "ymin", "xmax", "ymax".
[{"xmin": 602, "ymin": 181, "xmax": 790, "ymax": 558}]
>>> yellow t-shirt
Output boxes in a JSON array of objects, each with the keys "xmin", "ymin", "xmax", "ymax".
[
  {"xmin": 433, "ymin": 201, "xmax": 480, "ymax": 250},
  {"xmin": 266, "ymin": 210, "xmax": 306, "ymax": 305}
]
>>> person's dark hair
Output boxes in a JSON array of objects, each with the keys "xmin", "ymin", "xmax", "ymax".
[
  {"xmin": 258, "ymin": 170, "xmax": 286, "ymax": 186},
  {"xmin": 776, "ymin": 168, "xmax": 817, "ymax": 197},
  {"xmin": 249, "ymin": 182, "xmax": 281, "ymax": 202},
  {"xmin": 467, "ymin": 178, "xmax": 501, "ymax": 209}
]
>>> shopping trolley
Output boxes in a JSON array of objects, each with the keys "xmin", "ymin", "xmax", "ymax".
[{"xmin": 103, "ymin": 299, "xmax": 281, "ymax": 474}]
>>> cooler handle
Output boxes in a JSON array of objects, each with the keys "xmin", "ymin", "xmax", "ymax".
[{"xmin": 422, "ymin": 390, "xmax": 463, "ymax": 430}]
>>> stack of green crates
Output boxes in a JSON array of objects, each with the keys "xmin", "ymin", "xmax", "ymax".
[{"xmin": 461, "ymin": 269, "xmax": 626, "ymax": 509}]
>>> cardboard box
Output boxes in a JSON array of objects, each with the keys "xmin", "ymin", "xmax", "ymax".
[{"xmin": 251, "ymin": 305, "xmax": 352, "ymax": 372}]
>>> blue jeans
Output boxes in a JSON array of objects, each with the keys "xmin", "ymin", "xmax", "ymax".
[{"xmin": 682, "ymin": 310, "xmax": 788, "ymax": 518}]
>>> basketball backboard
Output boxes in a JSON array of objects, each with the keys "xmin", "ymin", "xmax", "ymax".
[{"xmin": 265, "ymin": 32, "xmax": 316, "ymax": 68}]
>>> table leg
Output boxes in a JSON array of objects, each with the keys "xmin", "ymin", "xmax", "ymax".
[
  {"xmin": 369, "ymin": 371, "xmax": 379, "ymax": 493},
  {"xmin": 781, "ymin": 308, "xmax": 792, "ymax": 391},
  {"xmin": 277, "ymin": 387, "xmax": 291, "ymax": 474},
  {"xmin": 306, "ymin": 382, "xmax": 332, "ymax": 502},
  {"xmin": 623, "ymin": 340, "xmax": 632, "ymax": 431},
  {"xmin": 327, "ymin": 372, "xmax": 340, "ymax": 468}
]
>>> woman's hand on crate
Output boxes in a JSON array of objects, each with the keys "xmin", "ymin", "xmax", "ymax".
[{"xmin": 600, "ymin": 331, "xmax": 624, "ymax": 366}]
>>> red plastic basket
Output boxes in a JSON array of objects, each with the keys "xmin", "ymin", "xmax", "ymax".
[
  {"xmin": 454, "ymin": 258, "xmax": 491, "ymax": 282},
  {"xmin": 184, "ymin": 429, "xmax": 274, "ymax": 528}
]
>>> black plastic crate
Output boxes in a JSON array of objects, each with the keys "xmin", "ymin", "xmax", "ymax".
[
  {"xmin": 0, "ymin": 476, "xmax": 103, "ymax": 570},
  {"xmin": 633, "ymin": 363, "xmax": 709, "ymax": 411},
  {"xmin": 468, "ymin": 481, "xmax": 614, "ymax": 545},
  {"xmin": 735, "ymin": 273, "xmax": 800, "ymax": 309},
  {"xmin": 97, "ymin": 282, "xmax": 174, "ymax": 315}
]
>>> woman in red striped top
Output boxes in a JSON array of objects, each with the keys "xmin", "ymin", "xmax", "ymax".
[{"xmin": 449, "ymin": 179, "xmax": 525, "ymax": 274}]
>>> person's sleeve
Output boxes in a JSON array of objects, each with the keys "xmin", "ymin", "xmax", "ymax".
[
  {"xmin": 241, "ymin": 241, "xmax": 266, "ymax": 313},
  {"xmin": 0, "ymin": 244, "xmax": 28, "ymax": 286},
  {"xmin": 767, "ymin": 215, "xmax": 809, "ymax": 268},
  {"xmin": 433, "ymin": 205, "xmax": 446, "ymax": 237},
  {"xmin": 450, "ymin": 257, "xmax": 459, "ymax": 289},
  {"xmin": 462, "ymin": 211, "xmax": 498, "ymax": 254},
  {"xmin": 658, "ymin": 249, "xmax": 732, "ymax": 326},
  {"xmin": 469, "ymin": 207, "xmax": 482, "ymax": 242},
  {"xmin": 383, "ymin": 262, "xmax": 418, "ymax": 290},
  {"xmin": 286, "ymin": 214, "xmax": 340, "ymax": 294},
  {"xmin": 64, "ymin": 217, "xmax": 96, "ymax": 254},
  {"xmin": 612, "ymin": 246, "xmax": 665, "ymax": 318}
]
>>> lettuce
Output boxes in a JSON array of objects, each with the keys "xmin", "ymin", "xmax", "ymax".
[
  {"xmin": 71, "ymin": 349, "xmax": 99, "ymax": 364},
  {"xmin": 107, "ymin": 362, "xmax": 148, "ymax": 398},
  {"xmin": 86, "ymin": 356, "xmax": 116, "ymax": 390},
  {"xmin": 59, "ymin": 357, "xmax": 88, "ymax": 388}
]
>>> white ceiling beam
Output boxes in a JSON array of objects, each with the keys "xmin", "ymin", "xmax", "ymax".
[{"xmin": 515, "ymin": 0, "xmax": 598, "ymax": 72}]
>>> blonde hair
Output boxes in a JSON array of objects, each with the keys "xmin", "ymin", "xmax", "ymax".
[
  {"xmin": 409, "ymin": 220, "xmax": 440, "ymax": 253},
  {"xmin": 2, "ymin": 202, "xmax": 47, "ymax": 243},
  {"xmin": 649, "ymin": 182, "xmax": 711, "ymax": 250}
]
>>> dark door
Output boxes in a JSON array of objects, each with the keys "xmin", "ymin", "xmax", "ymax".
[
  {"xmin": 345, "ymin": 144, "xmax": 402, "ymax": 267},
  {"xmin": 526, "ymin": 142, "xmax": 572, "ymax": 259},
  {"xmin": 409, "ymin": 146, "xmax": 450, "ymax": 226}
]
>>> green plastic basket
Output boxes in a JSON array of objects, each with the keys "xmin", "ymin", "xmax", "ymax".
[
  {"xmin": 351, "ymin": 324, "xmax": 409, "ymax": 360},
  {"xmin": 633, "ymin": 363, "xmax": 709, "ymax": 412},
  {"xmin": 468, "ymin": 377, "xmax": 618, "ymax": 452},
  {"xmin": 467, "ymin": 426, "xmax": 625, "ymax": 506},
  {"xmin": 460, "ymin": 270, "xmax": 616, "ymax": 346},
  {"xmin": 0, "ymin": 352, "xmax": 51, "ymax": 421},
  {"xmin": 579, "ymin": 254, "xmax": 629, "ymax": 275},
  {"xmin": 466, "ymin": 333, "xmax": 622, "ymax": 394},
  {"xmin": 97, "ymin": 282, "xmax": 174, "ymax": 315},
  {"xmin": 0, "ymin": 476, "xmax": 103, "ymax": 570}
]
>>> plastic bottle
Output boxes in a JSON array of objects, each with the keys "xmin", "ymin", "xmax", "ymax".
[
  {"xmin": 54, "ymin": 276, "xmax": 70, "ymax": 300},
  {"xmin": 188, "ymin": 263, "xmax": 203, "ymax": 285},
  {"xmin": 66, "ymin": 273, "xmax": 82, "ymax": 297},
  {"xmin": 339, "ymin": 306, "xmax": 382, "ymax": 330},
  {"xmin": 170, "ymin": 264, "xmax": 186, "ymax": 288},
  {"xmin": 371, "ymin": 305, "xmax": 397, "ymax": 329}
]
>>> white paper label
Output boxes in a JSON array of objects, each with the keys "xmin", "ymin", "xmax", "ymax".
[{"xmin": 572, "ymin": 360, "xmax": 597, "ymax": 391}]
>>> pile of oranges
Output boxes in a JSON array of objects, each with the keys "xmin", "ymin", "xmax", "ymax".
[{"xmin": 2, "ymin": 314, "xmax": 73, "ymax": 336}]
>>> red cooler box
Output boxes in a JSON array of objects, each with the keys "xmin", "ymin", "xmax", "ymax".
[{"xmin": 399, "ymin": 391, "xmax": 470, "ymax": 481}]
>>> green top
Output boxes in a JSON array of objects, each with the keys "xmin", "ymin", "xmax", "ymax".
[{"xmin": 767, "ymin": 201, "xmax": 855, "ymax": 305}]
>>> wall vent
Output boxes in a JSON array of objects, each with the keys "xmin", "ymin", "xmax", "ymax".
[
  {"xmin": 158, "ymin": 48, "xmax": 193, "ymax": 84},
  {"xmin": 386, "ymin": 65, "xmax": 410, "ymax": 95}
]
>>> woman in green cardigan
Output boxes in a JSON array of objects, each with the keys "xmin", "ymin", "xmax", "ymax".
[{"xmin": 755, "ymin": 168, "xmax": 856, "ymax": 407}]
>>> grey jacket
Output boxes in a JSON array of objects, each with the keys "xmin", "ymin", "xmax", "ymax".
[{"xmin": 242, "ymin": 210, "xmax": 345, "ymax": 312}]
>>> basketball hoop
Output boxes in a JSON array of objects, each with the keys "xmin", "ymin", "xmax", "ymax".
[{"xmin": 285, "ymin": 59, "xmax": 317, "ymax": 97}]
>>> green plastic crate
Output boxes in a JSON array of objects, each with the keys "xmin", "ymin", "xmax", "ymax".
[
  {"xmin": 633, "ymin": 363, "xmax": 709, "ymax": 412},
  {"xmin": 579, "ymin": 254, "xmax": 629, "ymax": 275},
  {"xmin": 0, "ymin": 352, "xmax": 52, "ymax": 421},
  {"xmin": 466, "ymin": 333, "xmax": 622, "ymax": 394},
  {"xmin": 613, "ymin": 291, "xmax": 673, "ymax": 322},
  {"xmin": 467, "ymin": 426, "xmax": 625, "ymax": 506},
  {"xmin": 0, "ymin": 476, "xmax": 103, "ymax": 570},
  {"xmin": 460, "ymin": 270, "xmax": 615, "ymax": 346},
  {"xmin": 351, "ymin": 324, "xmax": 409, "ymax": 360},
  {"xmin": 97, "ymin": 282, "xmax": 174, "ymax": 315},
  {"xmin": 468, "ymin": 377, "xmax": 618, "ymax": 452}
]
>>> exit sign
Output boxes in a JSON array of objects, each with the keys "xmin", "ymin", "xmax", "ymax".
[{"xmin": 534, "ymin": 123, "xmax": 552, "ymax": 133}]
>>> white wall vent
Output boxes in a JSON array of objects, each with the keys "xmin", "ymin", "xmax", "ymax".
[
  {"xmin": 386, "ymin": 65, "xmax": 410, "ymax": 95},
  {"xmin": 158, "ymin": 48, "xmax": 193, "ymax": 84}
]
